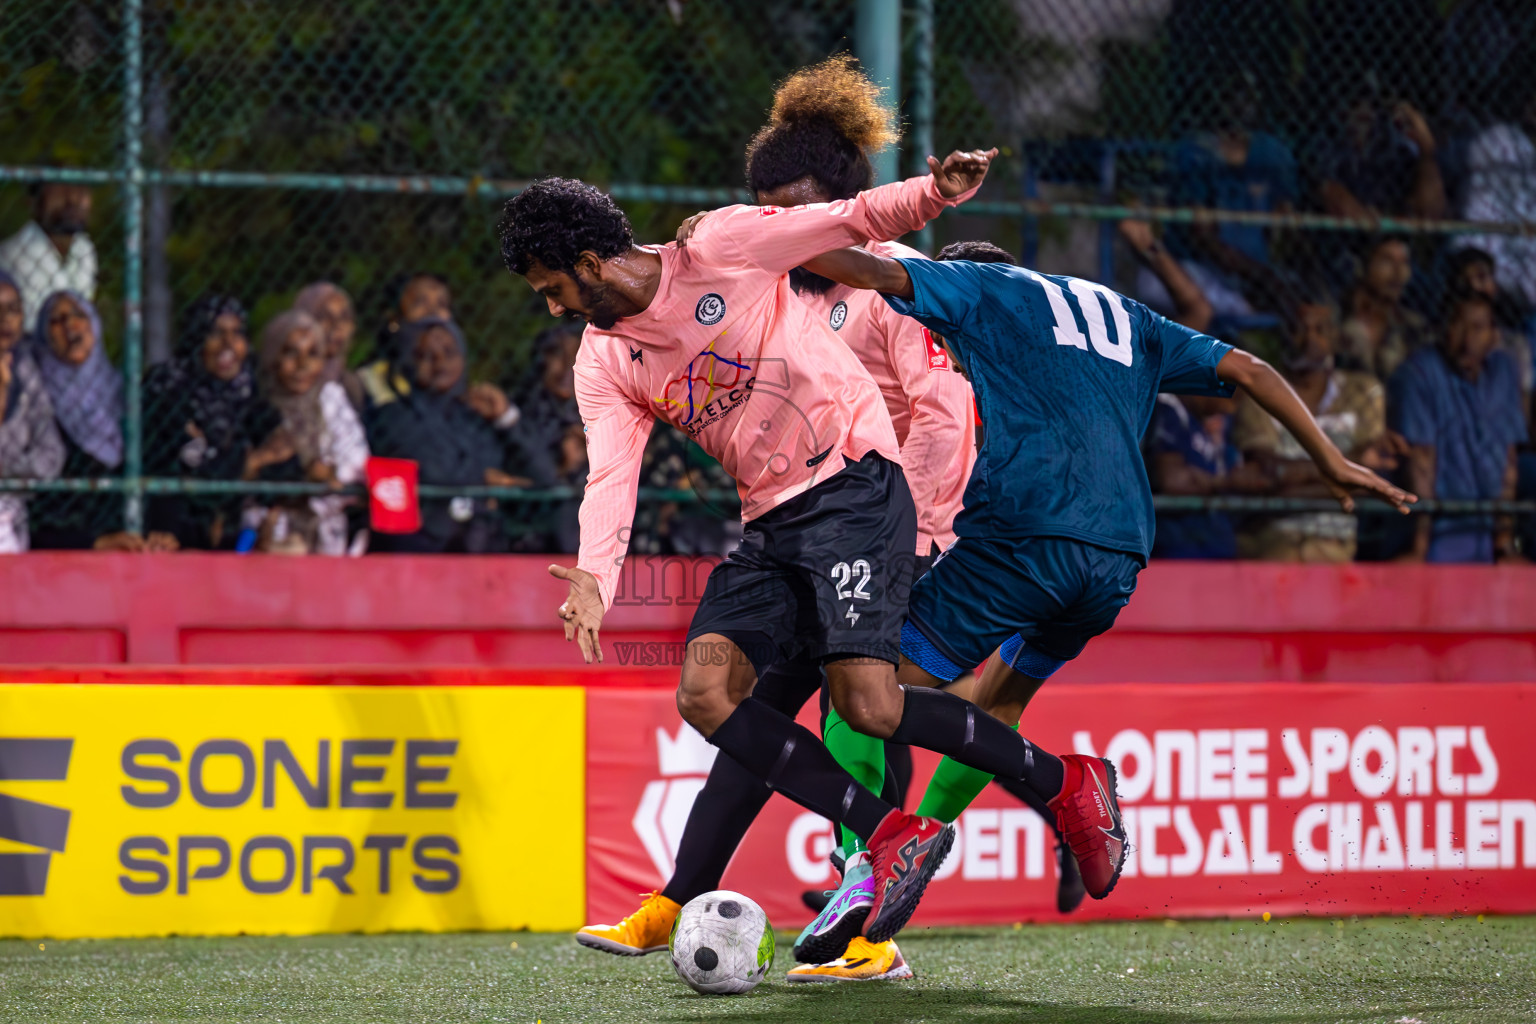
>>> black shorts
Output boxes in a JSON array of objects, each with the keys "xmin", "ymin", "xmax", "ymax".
[{"xmin": 686, "ymin": 452, "xmax": 919, "ymax": 675}]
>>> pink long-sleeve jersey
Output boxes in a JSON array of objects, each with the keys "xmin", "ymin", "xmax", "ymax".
[
  {"xmin": 573, "ymin": 173, "xmax": 972, "ymax": 609},
  {"xmin": 797, "ymin": 240, "xmax": 976, "ymax": 554}
]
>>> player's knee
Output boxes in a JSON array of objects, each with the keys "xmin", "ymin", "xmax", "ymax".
[
  {"xmin": 675, "ymin": 675, "xmax": 736, "ymax": 737},
  {"xmin": 829, "ymin": 682, "xmax": 901, "ymax": 739}
]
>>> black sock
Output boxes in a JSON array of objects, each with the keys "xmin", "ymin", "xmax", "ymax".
[
  {"xmin": 992, "ymin": 774, "xmax": 1065, "ymax": 842},
  {"xmin": 661, "ymin": 752, "xmax": 772, "ymax": 905},
  {"xmin": 662, "ymin": 662, "xmax": 823, "ymax": 905},
  {"xmin": 881, "ymin": 742, "xmax": 913, "ymax": 808},
  {"xmin": 888, "ymin": 685, "xmax": 1065, "ymax": 802},
  {"xmin": 709, "ymin": 696, "xmax": 892, "ymax": 841}
]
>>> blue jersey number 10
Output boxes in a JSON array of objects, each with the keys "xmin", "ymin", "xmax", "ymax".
[{"xmin": 1025, "ymin": 269, "xmax": 1134, "ymax": 367}]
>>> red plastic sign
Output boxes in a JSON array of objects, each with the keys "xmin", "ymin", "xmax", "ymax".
[
  {"xmin": 366, "ymin": 457, "xmax": 421, "ymax": 534},
  {"xmin": 585, "ymin": 682, "xmax": 1536, "ymax": 928}
]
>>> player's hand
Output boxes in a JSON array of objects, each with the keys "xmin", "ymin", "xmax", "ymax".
[
  {"xmin": 928, "ymin": 148, "xmax": 998, "ymax": 198},
  {"xmin": 465, "ymin": 381, "xmax": 511, "ymax": 422},
  {"xmin": 1320, "ymin": 455, "xmax": 1417, "ymax": 514},
  {"xmin": 548, "ymin": 563, "xmax": 605, "ymax": 664},
  {"xmin": 1391, "ymin": 102, "xmax": 1436, "ymax": 153},
  {"xmin": 1117, "ymin": 218, "xmax": 1156, "ymax": 254},
  {"xmin": 675, "ymin": 210, "xmax": 711, "ymax": 249}
]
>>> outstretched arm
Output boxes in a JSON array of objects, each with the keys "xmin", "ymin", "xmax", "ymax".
[
  {"xmin": 1216, "ymin": 349, "xmax": 1417, "ymax": 513},
  {"xmin": 799, "ymin": 246, "xmax": 913, "ymax": 299},
  {"xmin": 551, "ymin": 363, "xmax": 654, "ymax": 664},
  {"xmin": 678, "ymin": 149, "xmax": 996, "ymax": 275}
]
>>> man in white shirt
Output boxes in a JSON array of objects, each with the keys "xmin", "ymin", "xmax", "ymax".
[
  {"xmin": 1460, "ymin": 83, "xmax": 1536, "ymax": 309},
  {"xmin": 0, "ymin": 183, "xmax": 97, "ymax": 327}
]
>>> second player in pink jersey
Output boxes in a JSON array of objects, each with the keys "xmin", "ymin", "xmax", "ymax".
[{"xmin": 795, "ymin": 238, "xmax": 975, "ymax": 556}]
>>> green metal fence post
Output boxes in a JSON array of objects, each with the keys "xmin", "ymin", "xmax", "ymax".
[
  {"xmin": 908, "ymin": 0, "xmax": 935, "ymax": 253},
  {"xmin": 121, "ymin": 0, "xmax": 145, "ymax": 533},
  {"xmin": 857, "ymin": 0, "xmax": 902, "ymax": 185}
]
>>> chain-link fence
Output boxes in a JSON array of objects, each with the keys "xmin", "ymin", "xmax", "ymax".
[{"xmin": 0, "ymin": 1, "xmax": 1532, "ymax": 558}]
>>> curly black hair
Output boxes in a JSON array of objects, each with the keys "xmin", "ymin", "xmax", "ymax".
[
  {"xmin": 497, "ymin": 177, "xmax": 633, "ymax": 276},
  {"xmin": 746, "ymin": 55, "xmax": 898, "ymax": 202},
  {"xmin": 937, "ymin": 240, "xmax": 1018, "ymax": 265}
]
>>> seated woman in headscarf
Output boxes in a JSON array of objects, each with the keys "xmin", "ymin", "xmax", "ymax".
[
  {"xmin": 364, "ymin": 317, "xmax": 554, "ymax": 553},
  {"xmin": 293, "ymin": 281, "xmax": 364, "ymax": 413},
  {"xmin": 0, "ymin": 271, "xmax": 63, "ymax": 552},
  {"xmin": 254, "ymin": 309, "xmax": 369, "ymax": 555},
  {"xmin": 24, "ymin": 289, "xmax": 178, "ymax": 551},
  {"xmin": 143, "ymin": 293, "xmax": 300, "ymax": 549}
]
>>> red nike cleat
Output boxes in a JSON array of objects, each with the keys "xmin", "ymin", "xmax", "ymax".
[
  {"xmin": 1048, "ymin": 754, "xmax": 1128, "ymax": 900},
  {"xmin": 862, "ymin": 810, "xmax": 954, "ymax": 944}
]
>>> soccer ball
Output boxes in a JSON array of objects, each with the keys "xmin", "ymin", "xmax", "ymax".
[{"xmin": 668, "ymin": 890, "xmax": 774, "ymax": 995}]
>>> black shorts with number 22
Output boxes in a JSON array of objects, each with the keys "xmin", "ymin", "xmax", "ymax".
[{"xmin": 685, "ymin": 452, "xmax": 919, "ymax": 674}]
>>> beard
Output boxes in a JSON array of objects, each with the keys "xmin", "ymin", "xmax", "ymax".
[
  {"xmin": 789, "ymin": 266, "xmax": 837, "ymax": 296},
  {"xmin": 42, "ymin": 217, "xmax": 87, "ymax": 237},
  {"xmin": 577, "ymin": 277, "xmax": 623, "ymax": 330}
]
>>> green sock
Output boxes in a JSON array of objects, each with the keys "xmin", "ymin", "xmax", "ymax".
[
  {"xmin": 822, "ymin": 706, "xmax": 885, "ymax": 855},
  {"xmin": 915, "ymin": 722, "xmax": 1023, "ymax": 823},
  {"xmin": 915, "ymin": 757, "xmax": 995, "ymax": 822}
]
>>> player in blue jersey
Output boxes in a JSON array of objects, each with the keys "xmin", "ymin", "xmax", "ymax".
[{"xmin": 805, "ymin": 238, "xmax": 1417, "ymax": 897}]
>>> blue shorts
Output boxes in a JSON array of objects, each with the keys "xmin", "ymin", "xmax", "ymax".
[{"xmin": 902, "ymin": 535, "xmax": 1141, "ymax": 682}]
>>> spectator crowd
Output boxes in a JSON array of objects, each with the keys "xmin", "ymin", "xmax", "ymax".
[
  {"xmin": 1, "ymin": 58, "xmax": 1534, "ymax": 563},
  {"xmin": 1126, "ymin": 65, "xmax": 1536, "ymax": 565},
  {"xmin": 0, "ymin": 177, "xmax": 743, "ymax": 558}
]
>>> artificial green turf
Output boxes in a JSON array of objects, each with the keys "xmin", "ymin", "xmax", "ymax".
[{"xmin": 0, "ymin": 916, "xmax": 1530, "ymax": 1024}]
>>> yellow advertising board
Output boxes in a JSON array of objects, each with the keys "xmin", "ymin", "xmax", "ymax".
[{"xmin": 0, "ymin": 684, "xmax": 584, "ymax": 938}]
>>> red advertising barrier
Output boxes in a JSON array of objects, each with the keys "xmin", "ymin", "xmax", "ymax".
[
  {"xmin": 586, "ymin": 682, "xmax": 1536, "ymax": 927},
  {"xmin": 2, "ymin": 554, "xmax": 1534, "ymax": 682}
]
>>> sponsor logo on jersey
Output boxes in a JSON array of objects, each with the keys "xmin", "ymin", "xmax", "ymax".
[
  {"xmin": 695, "ymin": 293, "xmax": 726, "ymax": 326},
  {"xmin": 829, "ymin": 300, "xmax": 848, "ymax": 332},
  {"xmin": 655, "ymin": 340, "xmax": 754, "ymax": 434},
  {"xmin": 923, "ymin": 327, "xmax": 949, "ymax": 371}
]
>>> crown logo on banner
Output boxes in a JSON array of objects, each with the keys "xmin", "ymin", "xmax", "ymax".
[
  {"xmin": 655, "ymin": 724, "xmax": 717, "ymax": 778},
  {"xmin": 632, "ymin": 725, "xmax": 719, "ymax": 881}
]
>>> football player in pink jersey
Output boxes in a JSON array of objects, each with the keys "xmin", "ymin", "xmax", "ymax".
[
  {"xmin": 498, "ymin": 144, "xmax": 1111, "ymax": 955},
  {"xmin": 570, "ymin": 58, "xmax": 1078, "ymax": 983}
]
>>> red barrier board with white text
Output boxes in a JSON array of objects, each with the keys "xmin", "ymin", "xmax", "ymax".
[{"xmin": 585, "ymin": 683, "xmax": 1536, "ymax": 928}]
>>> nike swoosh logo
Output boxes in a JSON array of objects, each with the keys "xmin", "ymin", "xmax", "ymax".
[
  {"xmin": 806, "ymin": 445, "xmax": 834, "ymax": 467},
  {"xmin": 1091, "ymin": 769, "xmax": 1123, "ymax": 838}
]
